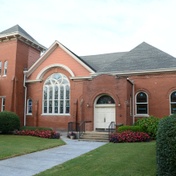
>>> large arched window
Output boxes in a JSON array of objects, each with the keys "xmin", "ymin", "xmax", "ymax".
[
  {"xmin": 43, "ymin": 73, "xmax": 70, "ymax": 115},
  {"xmin": 170, "ymin": 91, "xmax": 176, "ymax": 114},
  {"xmin": 136, "ymin": 92, "xmax": 148, "ymax": 115}
]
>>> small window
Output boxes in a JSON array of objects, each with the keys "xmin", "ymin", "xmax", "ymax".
[
  {"xmin": 1, "ymin": 98, "xmax": 5, "ymax": 111},
  {"xmin": 0, "ymin": 61, "xmax": 2, "ymax": 75},
  {"xmin": 170, "ymin": 91, "xmax": 176, "ymax": 114},
  {"xmin": 136, "ymin": 92, "xmax": 148, "ymax": 114},
  {"xmin": 27, "ymin": 99, "xmax": 32, "ymax": 114},
  {"xmin": 4, "ymin": 61, "xmax": 8, "ymax": 76}
]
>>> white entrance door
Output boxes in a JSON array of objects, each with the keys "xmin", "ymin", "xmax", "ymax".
[{"xmin": 94, "ymin": 105, "xmax": 115, "ymax": 130}]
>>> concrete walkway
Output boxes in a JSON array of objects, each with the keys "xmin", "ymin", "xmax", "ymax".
[{"xmin": 0, "ymin": 134, "xmax": 107, "ymax": 176}]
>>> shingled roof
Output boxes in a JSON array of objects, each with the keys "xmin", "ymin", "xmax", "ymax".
[
  {"xmin": 0, "ymin": 25, "xmax": 46, "ymax": 52},
  {"xmin": 81, "ymin": 42, "xmax": 176, "ymax": 74}
]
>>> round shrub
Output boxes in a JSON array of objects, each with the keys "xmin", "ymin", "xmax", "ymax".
[
  {"xmin": 117, "ymin": 125, "xmax": 143, "ymax": 133},
  {"xmin": 156, "ymin": 115, "xmax": 176, "ymax": 176},
  {"xmin": 0, "ymin": 111, "xmax": 20, "ymax": 134},
  {"xmin": 134, "ymin": 116, "xmax": 160, "ymax": 139}
]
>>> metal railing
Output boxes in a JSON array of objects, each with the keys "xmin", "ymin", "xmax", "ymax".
[
  {"xmin": 67, "ymin": 122, "xmax": 79, "ymax": 136},
  {"xmin": 108, "ymin": 121, "xmax": 116, "ymax": 140},
  {"xmin": 78, "ymin": 120, "xmax": 91, "ymax": 139},
  {"xmin": 67, "ymin": 121, "xmax": 91, "ymax": 139}
]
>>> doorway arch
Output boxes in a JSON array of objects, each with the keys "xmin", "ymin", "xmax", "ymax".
[{"xmin": 94, "ymin": 95, "xmax": 116, "ymax": 130}]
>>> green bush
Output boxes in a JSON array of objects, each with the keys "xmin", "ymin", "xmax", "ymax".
[
  {"xmin": 156, "ymin": 115, "xmax": 176, "ymax": 176},
  {"xmin": 117, "ymin": 125, "xmax": 143, "ymax": 133},
  {"xmin": 0, "ymin": 111, "xmax": 20, "ymax": 134},
  {"xmin": 134, "ymin": 116, "xmax": 160, "ymax": 139}
]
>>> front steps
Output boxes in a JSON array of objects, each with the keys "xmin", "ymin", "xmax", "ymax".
[{"xmin": 79, "ymin": 131, "xmax": 109, "ymax": 142}]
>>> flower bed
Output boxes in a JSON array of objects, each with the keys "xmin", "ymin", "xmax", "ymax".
[
  {"xmin": 109, "ymin": 131, "xmax": 150, "ymax": 143},
  {"xmin": 15, "ymin": 130, "xmax": 60, "ymax": 139}
]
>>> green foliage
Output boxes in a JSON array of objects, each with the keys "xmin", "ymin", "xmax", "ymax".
[
  {"xmin": 134, "ymin": 116, "xmax": 160, "ymax": 139},
  {"xmin": 156, "ymin": 115, "xmax": 176, "ymax": 176},
  {"xmin": 20, "ymin": 126, "xmax": 53, "ymax": 131},
  {"xmin": 117, "ymin": 125, "xmax": 143, "ymax": 133},
  {"xmin": 0, "ymin": 111, "xmax": 20, "ymax": 134}
]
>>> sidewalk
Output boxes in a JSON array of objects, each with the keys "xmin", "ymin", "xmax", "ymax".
[{"xmin": 0, "ymin": 134, "xmax": 107, "ymax": 176}]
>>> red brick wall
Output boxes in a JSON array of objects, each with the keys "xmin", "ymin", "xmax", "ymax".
[
  {"xmin": 130, "ymin": 72, "xmax": 176, "ymax": 118},
  {"xmin": 0, "ymin": 39, "xmax": 41, "ymax": 126},
  {"xmin": 26, "ymin": 67, "xmax": 84, "ymax": 130},
  {"xmin": 29, "ymin": 46, "xmax": 91, "ymax": 80},
  {"xmin": 0, "ymin": 40, "xmax": 17, "ymax": 112}
]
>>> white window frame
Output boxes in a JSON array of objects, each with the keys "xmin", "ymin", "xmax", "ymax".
[
  {"xmin": 0, "ymin": 61, "xmax": 2, "ymax": 76},
  {"xmin": 135, "ymin": 92, "xmax": 149, "ymax": 117},
  {"xmin": 1, "ymin": 97, "xmax": 5, "ymax": 111},
  {"xmin": 27, "ymin": 99, "xmax": 32, "ymax": 115},
  {"xmin": 42, "ymin": 73, "xmax": 70, "ymax": 115},
  {"xmin": 170, "ymin": 91, "xmax": 176, "ymax": 115},
  {"xmin": 3, "ymin": 61, "xmax": 8, "ymax": 76}
]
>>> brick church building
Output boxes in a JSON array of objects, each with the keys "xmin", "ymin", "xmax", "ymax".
[{"xmin": 0, "ymin": 25, "xmax": 176, "ymax": 131}]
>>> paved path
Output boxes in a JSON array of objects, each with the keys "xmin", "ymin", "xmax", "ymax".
[{"xmin": 0, "ymin": 135, "xmax": 107, "ymax": 176}]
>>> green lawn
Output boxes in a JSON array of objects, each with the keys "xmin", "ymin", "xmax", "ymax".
[
  {"xmin": 0, "ymin": 135, "xmax": 65, "ymax": 160},
  {"xmin": 36, "ymin": 142, "xmax": 156, "ymax": 176}
]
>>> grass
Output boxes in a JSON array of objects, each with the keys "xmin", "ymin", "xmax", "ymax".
[
  {"xmin": 0, "ymin": 135, "xmax": 65, "ymax": 160},
  {"xmin": 36, "ymin": 142, "xmax": 156, "ymax": 176}
]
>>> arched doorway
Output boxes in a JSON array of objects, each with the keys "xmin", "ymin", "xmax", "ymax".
[{"xmin": 94, "ymin": 95, "xmax": 116, "ymax": 131}]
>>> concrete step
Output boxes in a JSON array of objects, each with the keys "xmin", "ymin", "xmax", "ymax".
[{"xmin": 79, "ymin": 131, "xmax": 109, "ymax": 142}]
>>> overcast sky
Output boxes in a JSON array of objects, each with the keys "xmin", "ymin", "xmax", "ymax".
[{"xmin": 0, "ymin": 0, "xmax": 176, "ymax": 56}]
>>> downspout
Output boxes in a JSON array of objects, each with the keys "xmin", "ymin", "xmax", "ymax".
[
  {"xmin": 127, "ymin": 78, "xmax": 135, "ymax": 124},
  {"xmin": 23, "ymin": 70, "xmax": 27, "ymax": 126}
]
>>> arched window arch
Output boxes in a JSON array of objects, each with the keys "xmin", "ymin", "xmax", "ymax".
[
  {"xmin": 4, "ymin": 61, "xmax": 8, "ymax": 76},
  {"xmin": 136, "ymin": 92, "xmax": 148, "ymax": 115},
  {"xmin": 96, "ymin": 95, "xmax": 115, "ymax": 104},
  {"xmin": 27, "ymin": 99, "xmax": 32, "ymax": 114},
  {"xmin": 43, "ymin": 73, "xmax": 70, "ymax": 114},
  {"xmin": 170, "ymin": 91, "xmax": 176, "ymax": 114}
]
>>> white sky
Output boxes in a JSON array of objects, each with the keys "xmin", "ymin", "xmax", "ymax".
[{"xmin": 0, "ymin": 0, "xmax": 176, "ymax": 56}]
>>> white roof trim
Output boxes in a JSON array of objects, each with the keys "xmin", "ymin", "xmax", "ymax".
[
  {"xmin": 58, "ymin": 41, "xmax": 95, "ymax": 74},
  {"xmin": 26, "ymin": 40, "xmax": 95, "ymax": 77},
  {"xmin": 92, "ymin": 67, "xmax": 176, "ymax": 76},
  {"xmin": 36, "ymin": 64, "xmax": 75, "ymax": 79},
  {"xmin": 70, "ymin": 76, "xmax": 92, "ymax": 80}
]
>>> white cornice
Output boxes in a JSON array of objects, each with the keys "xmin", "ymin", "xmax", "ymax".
[
  {"xmin": 70, "ymin": 76, "xmax": 92, "ymax": 80},
  {"xmin": 0, "ymin": 32, "xmax": 46, "ymax": 52}
]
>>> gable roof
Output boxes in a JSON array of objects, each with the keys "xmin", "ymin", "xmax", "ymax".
[
  {"xmin": 81, "ymin": 42, "xmax": 176, "ymax": 74},
  {"xmin": 26, "ymin": 40, "xmax": 95, "ymax": 77},
  {"xmin": 0, "ymin": 25, "xmax": 46, "ymax": 52}
]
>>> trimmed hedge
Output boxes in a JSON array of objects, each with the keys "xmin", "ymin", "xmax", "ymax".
[
  {"xmin": 15, "ymin": 130, "xmax": 60, "ymax": 139},
  {"xmin": 117, "ymin": 125, "xmax": 143, "ymax": 133},
  {"xmin": 156, "ymin": 115, "xmax": 176, "ymax": 176},
  {"xmin": 134, "ymin": 116, "xmax": 160, "ymax": 139},
  {"xmin": 109, "ymin": 131, "xmax": 150, "ymax": 143},
  {"xmin": 20, "ymin": 126, "xmax": 53, "ymax": 131},
  {"xmin": 0, "ymin": 111, "xmax": 20, "ymax": 134}
]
